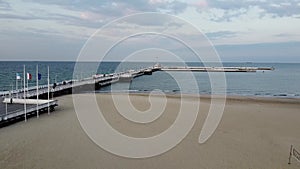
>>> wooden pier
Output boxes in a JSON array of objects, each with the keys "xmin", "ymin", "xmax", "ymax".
[
  {"xmin": 0, "ymin": 98, "xmax": 57, "ymax": 127},
  {"xmin": 0, "ymin": 64, "xmax": 274, "ymax": 99},
  {"xmin": 161, "ymin": 66, "xmax": 274, "ymax": 72},
  {"xmin": 0, "ymin": 64, "xmax": 275, "ymax": 99},
  {"xmin": 0, "ymin": 64, "xmax": 274, "ymax": 126}
]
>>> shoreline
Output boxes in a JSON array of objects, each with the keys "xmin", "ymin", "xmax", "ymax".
[
  {"xmin": 92, "ymin": 92, "xmax": 300, "ymax": 104},
  {"xmin": 95, "ymin": 90, "xmax": 300, "ymax": 99}
]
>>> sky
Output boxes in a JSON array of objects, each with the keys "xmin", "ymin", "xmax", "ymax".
[{"xmin": 0, "ymin": 0, "xmax": 300, "ymax": 62}]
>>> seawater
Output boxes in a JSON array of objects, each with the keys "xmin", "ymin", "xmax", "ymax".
[{"xmin": 0, "ymin": 61, "xmax": 299, "ymax": 98}]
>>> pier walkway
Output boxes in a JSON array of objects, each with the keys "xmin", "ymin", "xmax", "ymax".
[
  {"xmin": 0, "ymin": 97, "xmax": 57, "ymax": 126},
  {"xmin": 0, "ymin": 64, "xmax": 274, "ymax": 126},
  {"xmin": 0, "ymin": 65, "xmax": 274, "ymax": 98}
]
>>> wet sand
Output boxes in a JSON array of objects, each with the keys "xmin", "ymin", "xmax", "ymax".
[{"xmin": 0, "ymin": 93, "xmax": 300, "ymax": 169}]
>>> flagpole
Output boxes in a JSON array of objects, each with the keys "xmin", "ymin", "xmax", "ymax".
[
  {"xmin": 36, "ymin": 64, "xmax": 39, "ymax": 118},
  {"xmin": 5, "ymin": 93, "xmax": 7, "ymax": 115},
  {"xmin": 16, "ymin": 74, "xmax": 18, "ymax": 98},
  {"xmin": 24, "ymin": 65, "xmax": 27, "ymax": 122},
  {"xmin": 27, "ymin": 72, "xmax": 28, "ymax": 95},
  {"xmin": 48, "ymin": 66, "xmax": 50, "ymax": 115}
]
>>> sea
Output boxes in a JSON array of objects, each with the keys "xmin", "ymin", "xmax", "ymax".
[{"xmin": 0, "ymin": 61, "xmax": 299, "ymax": 98}]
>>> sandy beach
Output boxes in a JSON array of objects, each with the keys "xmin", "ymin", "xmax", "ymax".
[{"xmin": 0, "ymin": 93, "xmax": 300, "ymax": 169}]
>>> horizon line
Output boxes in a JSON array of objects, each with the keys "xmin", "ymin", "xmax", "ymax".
[{"xmin": 0, "ymin": 60, "xmax": 299, "ymax": 64}]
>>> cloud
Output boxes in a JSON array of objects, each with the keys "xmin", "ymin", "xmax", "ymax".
[
  {"xmin": 0, "ymin": 0, "xmax": 10, "ymax": 10},
  {"xmin": 206, "ymin": 31, "xmax": 237, "ymax": 40},
  {"xmin": 0, "ymin": 2, "xmax": 90, "ymax": 34},
  {"xmin": 215, "ymin": 41, "xmax": 300, "ymax": 62},
  {"xmin": 1, "ymin": 0, "xmax": 300, "ymax": 62},
  {"xmin": 194, "ymin": 0, "xmax": 300, "ymax": 22},
  {"xmin": 27, "ymin": 0, "xmax": 188, "ymax": 15},
  {"xmin": 0, "ymin": 0, "xmax": 188, "ymax": 30},
  {"xmin": 158, "ymin": 1, "xmax": 188, "ymax": 14},
  {"xmin": 0, "ymin": 30, "xmax": 85, "ymax": 61},
  {"xmin": 264, "ymin": 1, "xmax": 300, "ymax": 17},
  {"xmin": 119, "ymin": 13, "xmax": 187, "ymax": 30}
]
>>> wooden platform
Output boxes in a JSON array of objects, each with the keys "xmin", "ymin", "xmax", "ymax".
[{"xmin": 0, "ymin": 98, "xmax": 58, "ymax": 126}]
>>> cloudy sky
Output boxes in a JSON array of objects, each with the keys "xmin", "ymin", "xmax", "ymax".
[{"xmin": 0, "ymin": 0, "xmax": 300, "ymax": 62}]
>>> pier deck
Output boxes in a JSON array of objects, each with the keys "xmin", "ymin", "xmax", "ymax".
[
  {"xmin": 161, "ymin": 66, "xmax": 274, "ymax": 72},
  {"xmin": 0, "ymin": 65, "xmax": 275, "ymax": 99},
  {"xmin": 0, "ymin": 98, "xmax": 58, "ymax": 126},
  {"xmin": 0, "ymin": 64, "xmax": 274, "ymax": 126}
]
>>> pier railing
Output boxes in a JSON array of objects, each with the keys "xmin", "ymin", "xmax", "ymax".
[{"xmin": 0, "ymin": 100, "xmax": 58, "ymax": 122}]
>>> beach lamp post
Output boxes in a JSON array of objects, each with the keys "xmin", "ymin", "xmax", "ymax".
[
  {"xmin": 5, "ymin": 93, "xmax": 8, "ymax": 115},
  {"xmin": 23, "ymin": 65, "xmax": 27, "ymax": 122},
  {"xmin": 36, "ymin": 64, "xmax": 41, "ymax": 118}
]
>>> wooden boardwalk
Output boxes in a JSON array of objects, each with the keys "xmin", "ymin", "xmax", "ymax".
[
  {"xmin": 0, "ymin": 64, "xmax": 274, "ymax": 126},
  {"xmin": 0, "ymin": 98, "xmax": 57, "ymax": 126}
]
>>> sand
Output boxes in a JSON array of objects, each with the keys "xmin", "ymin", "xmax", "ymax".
[{"xmin": 0, "ymin": 93, "xmax": 300, "ymax": 169}]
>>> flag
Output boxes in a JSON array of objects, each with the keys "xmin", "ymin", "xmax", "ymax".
[
  {"xmin": 38, "ymin": 73, "xmax": 42, "ymax": 80},
  {"xmin": 16, "ymin": 73, "xmax": 21, "ymax": 80},
  {"xmin": 27, "ymin": 73, "xmax": 32, "ymax": 80}
]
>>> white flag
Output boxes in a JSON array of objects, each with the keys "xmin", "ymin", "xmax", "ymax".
[{"xmin": 16, "ymin": 73, "xmax": 21, "ymax": 80}]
